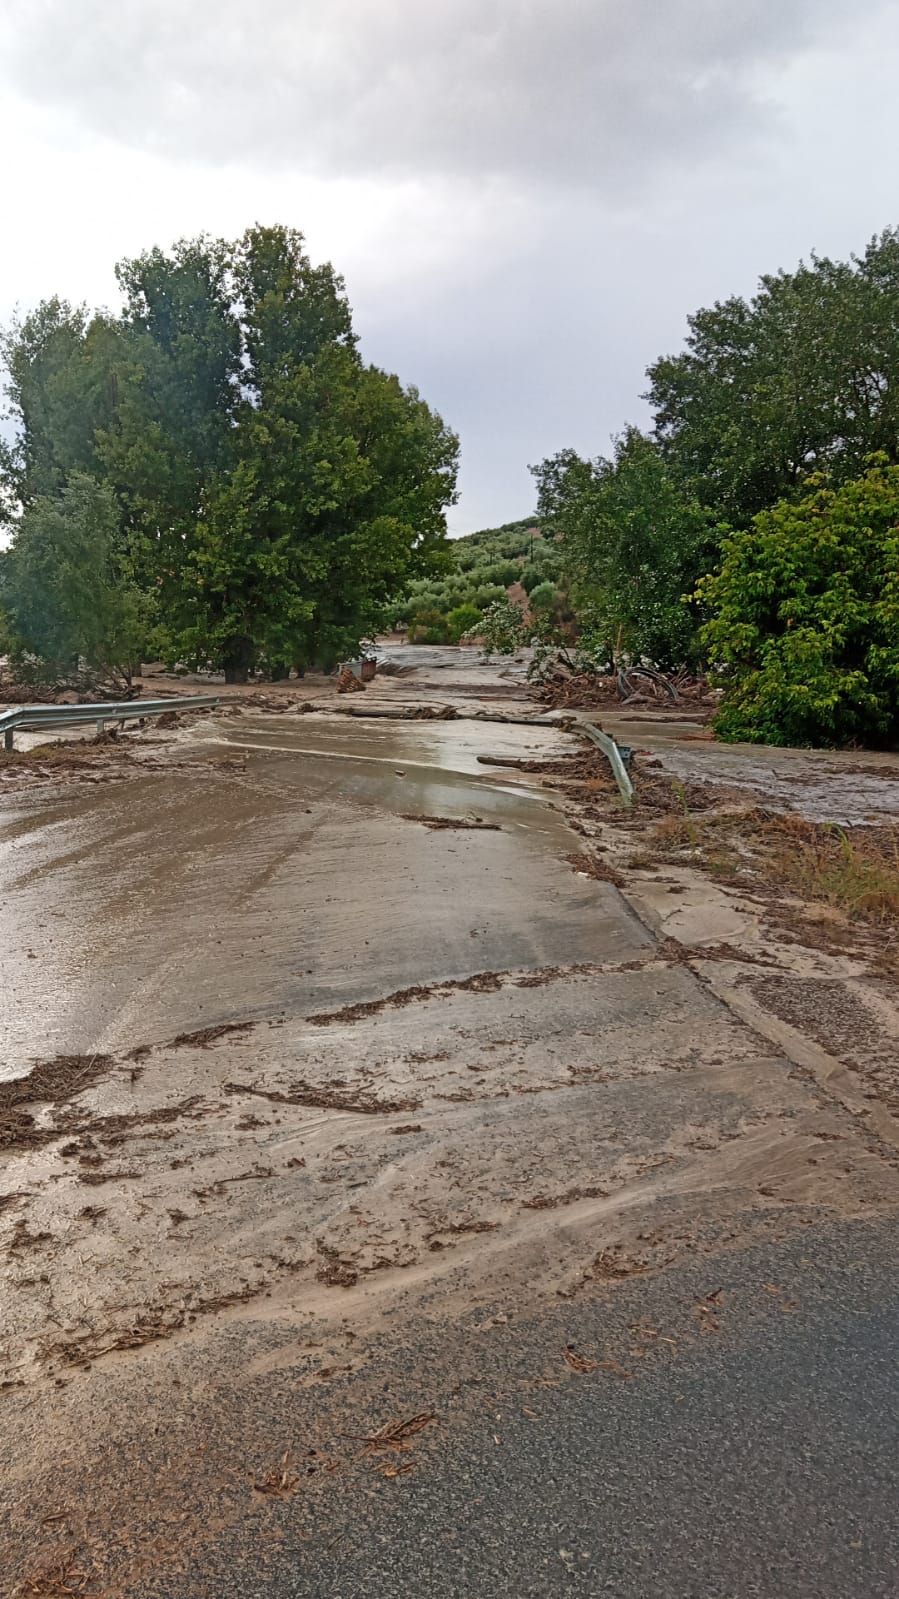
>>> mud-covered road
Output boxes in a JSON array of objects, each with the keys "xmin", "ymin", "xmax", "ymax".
[{"xmin": 2, "ymin": 652, "xmax": 899, "ymax": 1597}]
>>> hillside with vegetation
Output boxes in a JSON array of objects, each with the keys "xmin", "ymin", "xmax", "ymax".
[{"xmin": 393, "ymin": 516, "xmax": 567, "ymax": 643}]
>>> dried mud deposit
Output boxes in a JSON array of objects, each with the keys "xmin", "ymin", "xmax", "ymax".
[{"xmin": 2, "ymin": 647, "xmax": 899, "ymax": 1596}]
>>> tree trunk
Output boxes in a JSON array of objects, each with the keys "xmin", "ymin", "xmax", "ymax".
[{"xmin": 222, "ymin": 636, "xmax": 255, "ymax": 684}]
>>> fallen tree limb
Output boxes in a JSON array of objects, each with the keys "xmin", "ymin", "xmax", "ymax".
[{"xmin": 332, "ymin": 703, "xmax": 568, "ymax": 728}]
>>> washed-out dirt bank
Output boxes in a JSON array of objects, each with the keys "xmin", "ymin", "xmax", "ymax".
[{"xmin": 2, "ymin": 647, "xmax": 899, "ymax": 1595}]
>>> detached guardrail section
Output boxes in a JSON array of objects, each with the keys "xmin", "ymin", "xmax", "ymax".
[
  {"xmin": 0, "ymin": 696, "xmax": 220, "ymax": 752},
  {"xmin": 580, "ymin": 721, "xmax": 634, "ymax": 805}
]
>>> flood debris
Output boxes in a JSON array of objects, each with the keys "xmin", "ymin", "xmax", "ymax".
[
  {"xmin": 307, "ymin": 970, "xmax": 505, "ymax": 1027},
  {"xmin": 168, "ymin": 1021, "xmax": 255, "ymax": 1050},
  {"xmin": 192, "ymin": 1166, "xmax": 273, "ymax": 1198},
  {"xmin": 8, "ymin": 1220, "xmax": 52, "ymax": 1254},
  {"xmin": 695, "ymin": 1288, "xmax": 724, "ymax": 1332},
  {"xmin": 224, "ymin": 1080, "xmax": 420, "ymax": 1115},
  {"xmin": 343, "ymin": 1412, "xmax": 438, "ymax": 1451},
  {"xmin": 336, "ymin": 703, "xmax": 456, "ymax": 720},
  {"xmin": 522, "ymin": 1184, "xmax": 609, "ymax": 1211},
  {"xmin": 19, "ymin": 1546, "xmax": 101, "ymax": 1597},
  {"xmin": 0, "ymin": 1054, "xmax": 112, "ymax": 1116},
  {"xmin": 336, "ymin": 667, "xmax": 366, "ymax": 694},
  {"xmin": 77, "ymin": 1170, "xmax": 139, "ymax": 1186},
  {"xmin": 315, "ymin": 1242, "xmax": 359, "ymax": 1288},
  {"xmin": 400, "ymin": 813, "xmax": 502, "ymax": 831},
  {"xmin": 564, "ymin": 850, "xmax": 625, "ymax": 886},
  {"xmin": 563, "ymin": 1345, "xmax": 598, "ymax": 1373},
  {"xmin": 76, "ymin": 1205, "xmax": 106, "ymax": 1225},
  {"xmin": 563, "ymin": 1346, "xmax": 632, "ymax": 1378},
  {"xmin": 43, "ymin": 1282, "xmax": 265, "ymax": 1367},
  {"xmin": 253, "ymin": 1449, "xmax": 298, "ymax": 1497}
]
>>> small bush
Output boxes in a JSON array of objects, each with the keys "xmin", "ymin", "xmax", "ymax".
[
  {"xmin": 407, "ymin": 608, "xmax": 449, "ymax": 645},
  {"xmin": 446, "ymin": 602, "xmax": 482, "ymax": 642},
  {"xmin": 528, "ymin": 581, "xmax": 561, "ymax": 615},
  {"xmin": 479, "ymin": 560, "xmax": 519, "ymax": 587},
  {"xmin": 474, "ymin": 583, "xmax": 507, "ymax": 609},
  {"xmin": 469, "ymin": 597, "xmax": 527, "ymax": 658}
]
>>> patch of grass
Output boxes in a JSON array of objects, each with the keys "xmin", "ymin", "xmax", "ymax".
[
  {"xmin": 763, "ymin": 815, "xmax": 899, "ymax": 924},
  {"xmin": 650, "ymin": 812, "xmax": 699, "ymax": 850},
  {"xmin": 641, "ymin": 801, "xmax": 742, "ymax": 874},
  {"xmin": 641, "ymin": 803, "xmax": 899, "ymax": 928}
]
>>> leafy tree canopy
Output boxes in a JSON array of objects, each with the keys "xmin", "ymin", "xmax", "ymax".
[
  {"xmin": 532, "ymin": 428, "xmax": 718, "ymax": 670},
  {"xmin": 1, "ymin": 226, "xmax": 459, "ymax": 681},
  {"xmin": 647, "ymin": 229, "xmax": 899, "ymax": 526},
  {"xmin": 0, "ymin": 474, "xmax": 148, "ymax": 689},
  {"xmin": 698, "ymin": 457, "xmax": 899, "ymax": 747}
]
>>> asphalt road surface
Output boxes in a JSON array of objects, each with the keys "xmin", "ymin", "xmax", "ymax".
[{"xmin": 138, "ymin": 1221, "xmax": 899, "ymax": 1599}]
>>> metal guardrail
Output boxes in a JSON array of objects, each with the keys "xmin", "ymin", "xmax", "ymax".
[
  {"xmin": 0, "ymin": 695, "xmax": 220, "ymax": 751},
  {"xmin": 581, "ymin": 721, "xmax": 634, "ymax": 805}
]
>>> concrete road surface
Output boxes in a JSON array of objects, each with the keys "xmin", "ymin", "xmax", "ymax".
[{"xmin": 2, "ymin": 700, "xmax": 898, "ymax": 1597}]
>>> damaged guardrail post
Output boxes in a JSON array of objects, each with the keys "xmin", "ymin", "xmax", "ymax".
[{"xmin": 580, "ymin": 721, "xmax": 634, "ymax": 806}]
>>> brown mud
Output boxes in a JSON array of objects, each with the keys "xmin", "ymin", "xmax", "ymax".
[{"xmin": 2, "ymin": 643, "xmax": 899, "ymax": 1595}]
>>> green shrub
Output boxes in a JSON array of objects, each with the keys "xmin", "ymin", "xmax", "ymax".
[
  {"xmin": 474, "ymin": 583, "xmax": 506, "ymax": 609},
  {"xmin": 407, "ymin": 608, "xmax": 449, "ymax": 645},
  {"xmin": 529, "ymin": 537, "xmax": 558, "ymax": 564},
  {"xmin": 479, "ymin": 559, "xmax": 519, "ymax": 587},
  {"xmin": 698, "ymin": 458, "xmax": 899, "ymax": 747},
  {"xmin": 528, "ymin": 581, "xmax": 560, "ymax": 614},
  {"xmin": 469, "ymin": 597, "xmax": 528, "ymax": 658},
  {"xmin": 446, "ymin": 602, "xmax": 482, "ymax": 642}
]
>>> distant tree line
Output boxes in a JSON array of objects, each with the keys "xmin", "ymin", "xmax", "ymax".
[
  {"xmin": 0, "ymin": 226, "xmax": 458, "ymax": 686},
  {"xmin": 394, "ymin": 518, "xmax": 567, "ymax": 644}
]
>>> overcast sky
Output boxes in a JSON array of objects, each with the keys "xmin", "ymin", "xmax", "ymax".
[{"xmin": 1, "ymin": 0, "xmax": 897, "ymax": 532}]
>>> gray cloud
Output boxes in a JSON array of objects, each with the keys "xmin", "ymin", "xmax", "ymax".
[
  {"xmin": 0, "ymin": 0, "xmax": 874, "ymax": 189},
  {"xmin": 1, "ymin": 0, "xmax": 896, "ymax": 532}
]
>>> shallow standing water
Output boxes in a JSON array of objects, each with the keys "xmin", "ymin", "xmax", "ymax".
[{"xmin": 0, "ymin": 714, "xmax": 646, "ymax": 1077}]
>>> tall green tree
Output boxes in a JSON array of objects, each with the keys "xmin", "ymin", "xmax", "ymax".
[
  {"xmin": 533, "ymin": 429, "xmax": 717, "ymax": 669},
  {"xmin": 1, "ymin": 299, "xmax": 122, "ymax": 508},
  {"xmin": 175, "ymin": 226, "xmax": 458, "ymax": 678},
  {"xmin": 104, "ymin": 235, "xmax": 240, "ymax": 535},
  {"xmin": 0, "ymin": 226, "xmax": 458, "ymax": 682}
]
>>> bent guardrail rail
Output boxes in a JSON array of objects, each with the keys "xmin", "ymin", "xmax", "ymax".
[
  {"xmin": 580, "ymin": 721, "xmax": 634, "ymax": 805},
  {"xmin": 0, "ymin": 695, "xmax": 220, "ymax": 752}
]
